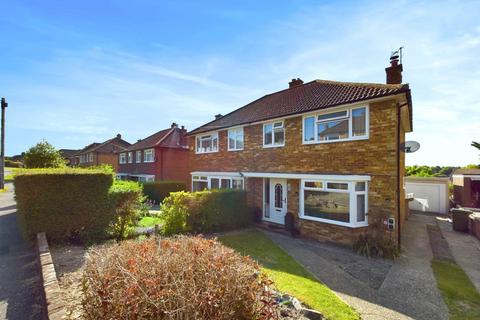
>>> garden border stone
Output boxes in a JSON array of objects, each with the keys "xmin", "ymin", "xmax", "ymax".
[{"xmin": 37, "ymin": 232, "xmax": 66, "ymax": 320}]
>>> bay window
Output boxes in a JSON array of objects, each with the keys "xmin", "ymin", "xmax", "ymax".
[
  {"xmin": 303, "ymin": 106, "xmax": 368, "ymax": 143},
  {"xmin": 300, "ymin": 180, "xmax": 368, "ymax": 227},
  {"xmin": 196, "ymin": 133, "xmax": 218, "ymax": 153},
  {"xmin": 228, "ymin": 127, "xmax": 244, "ymax": 151},
  {"xmin": 144, "ymin": 149, "xmax": 154, "ymax": 162},
  {"xmin": 263, "ymin": 121, "xmax": 284, "ymax": 147}
]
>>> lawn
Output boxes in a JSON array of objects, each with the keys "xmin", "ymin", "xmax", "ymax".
[
  {"xmin": 219, "ymin": 229, "xmax": 359, "ymax": 320},
  {"xmin": 5, "ymin": 167, "xmax": 21, "ymax": 182},
  {"xmin": 431, "ymin": 259, "xmax": 480, "ymax": 320},
  {"xmin": 137, "ymin": 216, "xmax": 163, "ymax": 228}
]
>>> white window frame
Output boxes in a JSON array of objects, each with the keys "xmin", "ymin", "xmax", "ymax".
[
  {"xmin": 303, "ymin": 105, "xmax": 369, "ymax": 144},
  {"xmin": 263, "ymin": 120, "xmax": 285, "ymax": 148},
  {"xmin": 88, "ymin": 153, "xmax": 93, "ymax": 163},
  {"xmin": 195, "ymin": 132, "xmax": 219, "ymax": 154},
  {"xmin": 228, "ymin": 127, "xmax": 244, "ymax": 151},
  {"xmin": 136, "ymin": 150, "xmax": 141, "ymax": 163},
  {"xmin": 144, "ymin": 148, "xmax": 155, "ymax": 163},
  {"xmin": 192, "ymin": 175, "xmax": 244, "ymax": 191},
  {"xmin": 119, "ymin": 153, "xmax": 126, "ymax": 164},
  {"xmin": 127, "ymin": 152, "xmax": 133, "ymax": 163},
  {"xmin": 299, "ymin": 179, "xmax": 368, "ymax": 228}
]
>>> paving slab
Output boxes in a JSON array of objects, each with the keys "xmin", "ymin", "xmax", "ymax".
[{"xmin": 262, "ymin": 213, "xmax": 448, "ymax": 320}]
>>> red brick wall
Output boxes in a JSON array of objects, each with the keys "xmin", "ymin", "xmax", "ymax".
[{"xmin": 188, "ymin": 98, "xmax": 408, "ymax": 246}]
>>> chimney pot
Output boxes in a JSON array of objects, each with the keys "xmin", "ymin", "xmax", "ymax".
[
  {"xmin": 171, "ymin": 122, "xmax": 178, "ymax": 128},
  {"xmin": 215, "ymin": 114, "xmax": 223, "ymax": 120},
  {"xmin": 289, "ymin": 78, "xmax": 304, "ymax": 88},
  {"xmin": 181, "ymin": 125, "xmax": 185, "ymax": 130},
  {"xmin": 116, "ymin": 134, "xmax": 121, "ymax": 139}
]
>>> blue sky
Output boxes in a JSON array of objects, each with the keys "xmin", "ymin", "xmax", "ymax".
[{"xmin": 0, "ymin": 0, "xmax": 479, "ymax": 166}]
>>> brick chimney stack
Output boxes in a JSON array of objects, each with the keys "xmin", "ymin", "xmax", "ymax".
[
  {"xmin": 385, "ymin": 53, "xmax": 403, "ymax": 84},
  {"xmin": 171, "ymin": 122, "xmax": 178, "ymax": 128},
  {"xmin": 289, "ymin": 78, "xmax": 304, "ymax": 88},
  {"xmin": 215, "ymin": 114, "xmax": 223, "ymax": 120}
]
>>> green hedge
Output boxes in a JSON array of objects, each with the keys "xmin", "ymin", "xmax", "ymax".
[
  {"xmin": 5, "ymin": 159, "xmax": 22, "ymax": 168},
  {"xmin": 161, "ymin": 189, "xmax": 250, "ymax": 235},
  {"xmin": 142, "ymin": 181, "xmax": 186, "ymax": 204},
  {"xmin": 14, "ymin": 168, "xmax": 114, "ymax": 243}
]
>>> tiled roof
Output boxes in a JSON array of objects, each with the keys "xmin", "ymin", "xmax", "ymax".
[
  {"xmin": 125, "ymin": 127, "xmax": 188, "ymax": 152},
  {"xmin": 189, "ymin": 79, "xmax": 410, "ymax": 135},
  {"xmin": 454, "ymin": 168, "xmax": 480, "ymax": 175},
  {"xmin": 78, "ymin": 136, "xmax": 131, "ymax": 155}
]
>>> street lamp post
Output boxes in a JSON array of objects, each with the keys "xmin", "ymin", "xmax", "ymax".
[{"xmin": 0, "ymin": 97, "xmax": 7, "ymax": 190}]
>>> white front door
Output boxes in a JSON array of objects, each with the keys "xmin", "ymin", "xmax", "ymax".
[{"xmin": 265, "ymin": 178, "xmax": 287, "ymax": 224}]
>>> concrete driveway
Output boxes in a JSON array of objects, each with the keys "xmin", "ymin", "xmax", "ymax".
[
  {"xmin": 263, "ymin": 213, "xmax": 448, "ymax": 320},
  {"xmin": 0, "ymin": 183, "xmax": 42, "ymax": 320}
]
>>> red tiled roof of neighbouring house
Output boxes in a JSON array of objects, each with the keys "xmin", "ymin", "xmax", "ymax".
[
  {"xmin": 125, "ymin": 126, "xmax": 188, "ymax": 152},
  {"xmin": 188, "ymin": 79, "xmax": 411, "ymax": 135},
  {"xmin": 77, "ymin": 135, "xmax": 131, "ymax": 155}
]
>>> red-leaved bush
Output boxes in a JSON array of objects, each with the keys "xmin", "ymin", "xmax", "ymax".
[{"xmin": 81, "ymin": 236, "xmax": 278, "ymax": 319}]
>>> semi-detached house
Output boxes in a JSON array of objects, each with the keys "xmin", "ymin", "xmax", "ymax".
[{"xmin": 187, "ymin": 56, "xmax": 412, "ymax": 247}]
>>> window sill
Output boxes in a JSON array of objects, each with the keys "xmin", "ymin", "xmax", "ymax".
[
  {"xmin": 195, "ymin": 150, "xmax": 219, "ymax": 154},
  {"xmin": 227, "ymin": 148, "xmax": 244, "ymax": 152},
  {"xmin": 302, "ymin": 135, "xmax": 369, "ymax": 145},
  {"xmin": 262, "ymin": 144, "xmax": 285, "ymax": 149},
  {"xmin": 143, "ymin": 160, "xmax": 155, "ymax": 163},
  {"xmin": 299, "ymin": 214, "xmax": 368, "ymax": 228}
]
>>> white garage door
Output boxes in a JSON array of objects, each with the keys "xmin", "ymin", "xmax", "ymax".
[{"xmin": 406, "ymin": 182, "xmax": 447, "ymax": 214}]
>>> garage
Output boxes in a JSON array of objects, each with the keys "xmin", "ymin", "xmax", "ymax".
[{"xmin": 405, "ymin": 177, "xmax": 450, "ymax": 214}]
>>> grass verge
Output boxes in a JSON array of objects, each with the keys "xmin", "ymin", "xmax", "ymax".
[
  {"xmin": 219, "ymin": 229, "xmax": 359, "ymax": 320},
  {"xmin": 137, "ymin": 216, "xmax": 163, "ymax": 228},
  {"xmin": 431, "ymin": 258, "xmax": 480, "ymax": 320}
]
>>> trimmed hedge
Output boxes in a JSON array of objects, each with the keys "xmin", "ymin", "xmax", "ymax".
[
  {"xmin": 161, "ymin": 189, "xmax": 250, "ymax": 235},
  {"xmin": 14, "ymin": 168, "xmax": 114, "ymax": 243},
  {"xmin": 142, "ymin": 181, "xmax": 186, "ymax": 204}
]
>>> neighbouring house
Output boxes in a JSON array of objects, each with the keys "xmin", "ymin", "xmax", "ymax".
[
  {"xmin": 116, "ymin": 123, "xmax": 189, "ymax": 183},
  {"xmin": 75, "ymin": 134, "xmax": 131, "ymax": 171},
  {"xmin": 59, "ymin": 149, "xmax": 79, "ymax": 166},
  {"xmin": 453, "ymin": 168, "xmax": 480, "ymax": 208},
  {"xmin": 187, "ymin": 55, "xmax": 413, "ymax": 247}
]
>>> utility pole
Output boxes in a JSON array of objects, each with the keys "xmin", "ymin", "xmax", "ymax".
[{"xmin": 0, "ymin": 97, "xmax": 7, "ymax": 190}]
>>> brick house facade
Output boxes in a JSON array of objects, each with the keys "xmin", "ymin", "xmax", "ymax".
[
  {"xmin": 75, "ymin": 134, "xmax": 131, "ymax": 171},
  {"xmin": 117, "ymin": 124, "xmax": 189, "ymax": 184},
  {"xmin": 187, "ymin": 58, "xmax": 412, "ymax": 247}
]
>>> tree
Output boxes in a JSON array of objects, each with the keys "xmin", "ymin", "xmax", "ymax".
[
  {"xmin": 23, "ymin": 140, "xmax": 66, "ymax": 168},
  {"xmin": 472, "ymin": 141, "xmax": 480, "ymax": 150}
]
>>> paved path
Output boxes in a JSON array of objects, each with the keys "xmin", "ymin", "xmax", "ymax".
[
  {"xmin": 263, "ymin": 213, "xmax": 448, "ymax": 320},
  {"xmin": 0, "ymin": 183, "xmax": 42, "ymax": 320},
  {"xmin": 437, "ymin": 216, "xmax": 480, "ymax": 292}
]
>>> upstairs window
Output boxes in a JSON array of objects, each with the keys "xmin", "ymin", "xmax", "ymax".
[
  {"xmin": 119, "ymin": 153, "xmax": 126, "ymax": 164},
  {"xmin": 196, "ymin": 133, "xmax": 218, "ymax": 153},
  {"xmin": 127, "ymin": 152, "xmax": 133, "ymax": 163},
  {"xmin": 303, "ymin": 106, "xmax": 368, "ymax": 143},
  {"xmin": 263, "ymin": 121, "xmax": 284, "ymax": 147},
  {"xmin": 136, "ymin": 150, "xmax": 141, "ymax": 163},
  {"xmin": 144, "ymin": 149, "xmax": 154, "ymax": 162},
  {"xmin": 228, "ymin": 127, "xmax": 244, "ymax": 151}
]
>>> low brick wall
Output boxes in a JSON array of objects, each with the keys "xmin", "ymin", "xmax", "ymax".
[{"xmin": 37, "ymin": 232, "xmax": 66, "ymax": 320}]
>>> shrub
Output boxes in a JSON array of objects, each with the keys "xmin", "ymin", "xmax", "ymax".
[
  {"xmin": 82, "ymin": 236, "xmax": 277, "ymax": 320},
  {"xmin": 353, "ymin": 234, "xmax": 400, "ymax": 259},
  {"xmin": 161, "ymin": 189, "xmax": 250, "ymax": 235},
  {"xmin": 108, "ymin": 180, "xmax": 146, "ymax": 240},
  {"xmin": 5, "ymin": 159, "xmax": 22, "ymax": 167},
  {"xmin": 23, "ymin": 140, "xmax": 66, "ymax": 168},
  {"xmin": 142, "ymin": 181, "xmax": 186, "ymax": 204},
  {"xmin": 14, "ymin": 168, "xmax": 114, "ymax": 243}
]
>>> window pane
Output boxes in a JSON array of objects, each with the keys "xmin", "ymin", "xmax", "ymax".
[
  {"xmin": 274, "ymin": 128, "xmax": 284, "ymax": 144},
  {"xmin": 274, "ymin": 183, "xmax": 283, "ymax": 208},
  {"xmin": 327, "ymin": 182, "xmax": 348, "ymax": 190},
  {"xmin": 273, "ymin": 122, "xmax": 283, "ymax": 128},
  {"xmin": 232, "ymin": 179, "xmax": 243, "ymax": 189},
  {"xmin": 221, "ymin": 179, "xmax": 231, "ymax": 189},
  {"xmin": 211, "ymin": 178, "xmax": 220, "ymax": 189},
  {"xmin": 193, "ymin": 181, "xmax": 208, "ymax": 192},
  {"xmin": 212, "ymin": 136, "xmax": 218, "ymax": 151},
  {"xmin": 305, "ymin": 181, "xmax": 323, "ymax": 189},
  {"xmin": 357, "ymin": 194, "xmax": 366, "ymax": 222},
  {"xmin": 318, "ymin": 119, "xmax": 349, "ymax": 141},
  {"xmin": 264, "ymin": 179, "xmax": 270, "ymax": 218},
  {"xmin": 352, "ymin": 108, "xmax": 366, "ymax": 136},
  {"xmin": 355, "ymin": 182, "xmax": 365, "ymax": 191},
  {"xmin": 264, "ymin": 124, "xmax": 273, "ymax": 145},
  {"xmin": 317, "ymin": 110, "xmax": 348, "ymax": 121},
  {"xmin": 304, "ymin": 117, "xmax": 315, "ymax": 141},
  {"xmin": 304, "ymin": 190, "xmax": 350, "ymax": 222},
  {"xmin": 236, "ymin": 133, "xmax": 244, "ymax": 149}
]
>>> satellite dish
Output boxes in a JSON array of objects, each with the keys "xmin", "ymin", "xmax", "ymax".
[{"xmin": 401, "ymin": 141, "xmax": 420, "ymax": 153}]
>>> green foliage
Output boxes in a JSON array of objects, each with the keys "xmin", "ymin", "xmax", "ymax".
[
  {"xmin": 14, "ymin": 168, "xmax": 114, "ymax": 243},
  {"xmin": 353, "ymin": 234, "xmax": 400, "ymax": 259},
  {"xmin": 219, "ymin": 229, "xmax": 360, "ymax": 320},
  {"xmin": 142, "ymin": 181, "xmax": 186, "ymax": 204},
  {"xmin": 108, "ymin": 180, "xmax": 146, "ymax": 240},
  {"xmin": 406, "ymin": 165, "xmax": 458, "ymax": 177},
  {"xmin": 161, "ymin": 189, "xmax": 250, "ymax": 236},
  {"xmin": 471, "ymin": 141, "xmax": 480, "ymax": 150},
  {"xmin": 23, "ymin": 140, "xmax": 66, "ymax": 168},
  {"xmin": 432, "ymin": 259, "xmax": 480, "ymax": 319},
  {"xmin": 464, "ymin": 164, "xmax": 480, "ymax": 169},
  {"xmin": 5, "ymin": 159, "xmax": 22, "ymax": 167}
]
